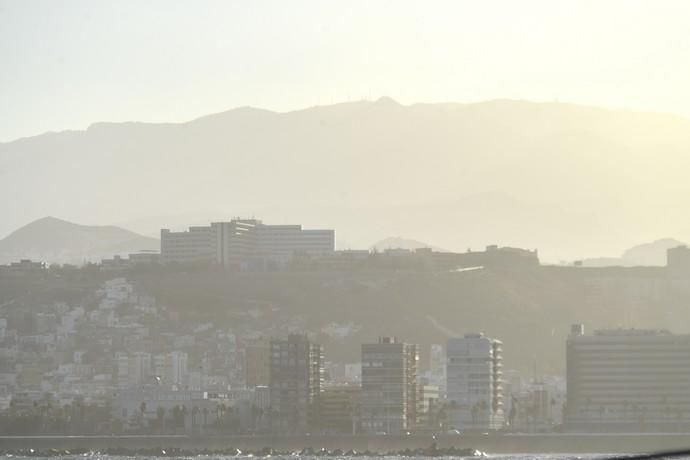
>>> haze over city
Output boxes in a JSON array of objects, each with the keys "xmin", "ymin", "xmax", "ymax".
[
  {"xmin": 4, "ymin": 0, "xmax": 690, "ymax": 456},
  {"xmin": 3, "ymin": 1, "xmax": 690, "ymax": 261}
]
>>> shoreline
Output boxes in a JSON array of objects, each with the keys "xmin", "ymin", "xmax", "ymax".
[{"xmin": 1, "ymin": 434, "xmax": 690, "ymax": 454}]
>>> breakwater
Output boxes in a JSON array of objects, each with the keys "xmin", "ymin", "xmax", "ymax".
[{"xmin": 2, "ymin": 434, "xmax": 690, "ymax": 454}]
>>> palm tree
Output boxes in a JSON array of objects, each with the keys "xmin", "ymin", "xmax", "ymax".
[
  {"xmin": 471, "ymin": 403, "xmax": 479, "ymax": 428},
  {"xmin": 622, "ymin": 400, "xmax": 630, "ymax": 423},
  {"xmin": 202, "ymin": 407, "xmax": 209, "ymax": 434},
  {"xmin": 157, "ymin": 407, "xmax": 166, "ymax": 433},
  {"xmin": 139, "ymin": 401, "xmax": 147, "ymax": 430},
  {"xmin": 171, "ymin": 405, "xmax": 182, "ymax": 430},
  {"xmin": 192, "ymin": 406, "xmax": 200, "ymax": 434},
  {"xmin": 508, "ymin": 403, "xmax": 517, "ymax": 428},
  {"xmin": 181, "ymin": 405, "xmax": 189, "ymax": 430},
  {"xmin": 250, "ymin": 404, "xmax": 259, "ymax": 432}
]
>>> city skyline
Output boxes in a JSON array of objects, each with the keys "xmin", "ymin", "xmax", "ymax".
[{"xmin": 4, "ymin": 0, "xmax": 690, "ymax": 452}]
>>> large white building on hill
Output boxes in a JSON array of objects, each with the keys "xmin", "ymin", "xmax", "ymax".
[{"xmin": 160, "ymin": 218, "xmax": 334, "ymax": 268}]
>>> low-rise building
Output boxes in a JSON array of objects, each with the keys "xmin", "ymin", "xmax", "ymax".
[{"xmin": 320, "ymin": 384, "xmax": 361, "ymax": 434}]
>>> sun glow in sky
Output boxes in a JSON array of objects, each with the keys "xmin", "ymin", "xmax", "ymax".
[{"xmin": 2, "ymin": 0, "xmax": 690, "ymax": 142}]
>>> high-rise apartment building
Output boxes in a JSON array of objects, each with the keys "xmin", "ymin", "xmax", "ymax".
[
  {"xmin": 161, "ymin": 218, "xmax": 334, "ymax": 268},
  {"xmin": 360, "ymin": 337, "xmax": 418, "ymax": 434},
  {"xmin": 269, "ymin": 334, "xmax": 323, "ymax": 434},
  {"xmin": 446, "ymin": 333, "xmax": 504, "ymax": 431},
  {"xmin": 245, "ymin": 340, "xmax": 271, "ymax": 388},
  {"xmin": 566, "ymin": 324, "xmax": 690, "ymax": 432}
]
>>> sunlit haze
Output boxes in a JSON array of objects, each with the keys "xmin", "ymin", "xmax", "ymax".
[
  {"xmin": 2, "ymin": 0, "xmax": 690, "ymax": 141},
  {"xmin": 7, "ymin": 1, "xmax": 690, "ymax": 453}
]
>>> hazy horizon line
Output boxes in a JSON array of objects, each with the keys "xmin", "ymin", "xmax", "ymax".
[{"xmin": 4, "ymin": 96, "xmax": 689, "ymax": 145}]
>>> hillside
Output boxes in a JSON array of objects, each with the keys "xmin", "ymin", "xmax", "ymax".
[
  {"xmin": 2, "ymin": 263, "xmax": 688, "ymax": 375},
  {"xmin": 0, "ymin": 216, "xmax": 158, "ymax": 265},
  {"xmin": 2, "ymin": 99, "xmax": 690, "ymax": 260}
]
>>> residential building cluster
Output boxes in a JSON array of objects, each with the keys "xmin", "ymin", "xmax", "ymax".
[
  {"xmin": 0, "ymin": 271, "xmax": 529, "ymax": 436},
  {"xmin": 3, "ymin": 240, "xmax": 690, "ymax": 435}
]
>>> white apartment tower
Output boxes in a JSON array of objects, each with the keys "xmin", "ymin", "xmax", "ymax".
[{"xmin": 446, "ymin": 333, "xmax": 504, "ymax": 431}]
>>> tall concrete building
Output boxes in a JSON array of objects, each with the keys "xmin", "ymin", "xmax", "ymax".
[
  {"xmin": 566, "ymin": 324, "xmax": 690, "ymax": 432},
  {"xmin": 161, "ymin": 218, "xmax": 334, "ymax": 268},
  {"xmin": 360, "ymin": 337, "xmax": 418, "ymax": 434},
  {"xmin": 269, "ymin": 334, "xmax": 323, "ymax": 434},
  {"xmin": 245, "ymin": 340, "xmax": 271, "ymax": 388},
  {"xmin": 446, "ymin": 333, "xmax": 504, "ymax": 431}
]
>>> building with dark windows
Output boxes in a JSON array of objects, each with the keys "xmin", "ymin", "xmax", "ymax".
[
  {"xmin": 566, "ymin": 324, "xmax": 690, "ymax": 432},
  {"xmin": 360, "ymin": 337, "xmax": 418, "ymax": 434},
  {"xmin": 245, "ymin": 339, "xmax": 271, "ymax": 388},
  {"xmin": 269, "ymin": 334, "xmax": 323, "ymax": 434},
  {"xmin": 319, "ymin": 384, "xmax": 361, "ymax": 434}
]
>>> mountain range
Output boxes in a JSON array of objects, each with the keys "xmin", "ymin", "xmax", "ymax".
[
  {"xmin": 3, "ymin": 98, "xmax": 690, "ymax": 261},
  {"xmin": 0, "ymin": 216, "xmax": 158, "ymax": 265}
]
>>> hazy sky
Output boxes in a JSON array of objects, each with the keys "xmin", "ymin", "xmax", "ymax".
[{"xmin": 2, "ymin": 0, "xmax": 690, "ymax": 142}]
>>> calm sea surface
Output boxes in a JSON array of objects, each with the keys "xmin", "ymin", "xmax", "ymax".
[{"xmin": 0, "ymin": 455, "xmax": 647, "ymax": 460}]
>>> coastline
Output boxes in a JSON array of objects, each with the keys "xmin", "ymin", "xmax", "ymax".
[{"xmin": 1, "ymin": 433, "xmax": 689, "ymax": 454}]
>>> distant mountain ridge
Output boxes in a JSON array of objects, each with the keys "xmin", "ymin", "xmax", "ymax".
[
  {"xmin": 3, "ymin": 98, "xmax": 690, "ymax": 260},
  {"xmin": 0, "ymin": 216, "xmax": 158, "ymax": 265}
]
